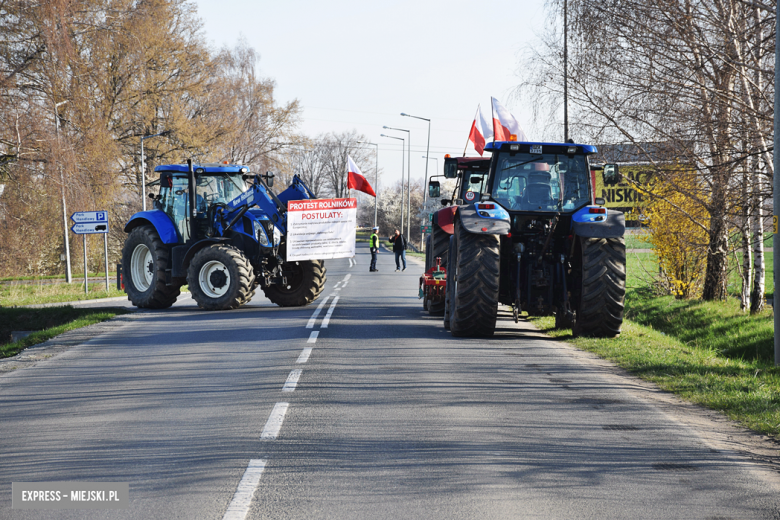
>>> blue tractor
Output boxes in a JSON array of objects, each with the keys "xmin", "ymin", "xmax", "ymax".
[
  {"xmin": 429, "ymin": 140, "xmax": 626, "ymax": 337},
  {"xmin": 121, "ymin": 160, "xmax": 326, "ymax": 310}
]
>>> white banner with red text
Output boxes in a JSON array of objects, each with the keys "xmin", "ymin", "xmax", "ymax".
[{"xmin": 286, "ymin": 198, "xmax": 357, "ymax": 261}]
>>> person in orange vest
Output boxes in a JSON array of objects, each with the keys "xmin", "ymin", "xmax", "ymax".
[{"xmin": 369, "ymin": 226, "xmax": 379, "ymax": 272}]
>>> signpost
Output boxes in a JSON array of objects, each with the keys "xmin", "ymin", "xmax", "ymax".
[{"xmin": 70, "ymin": 211, "xmax": 109, "ymax": 293}]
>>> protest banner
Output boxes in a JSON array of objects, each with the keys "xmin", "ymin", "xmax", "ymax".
[{"xmin": 286, "ymin": 198, "xmax": 356, "ymax": 261}]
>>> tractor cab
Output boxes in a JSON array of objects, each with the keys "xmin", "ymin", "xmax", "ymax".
[
  {"xmin": 485, "ymin": 142, "xmax": 594, "ymax": 214},
  {"xmin": 152, "ymin": 164, "xmax": 250, "ymax": 243}
]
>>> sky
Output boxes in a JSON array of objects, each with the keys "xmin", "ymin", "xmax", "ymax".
[{"xmin": 194, "ymin": 0, "xmax": 555, "ymax": 189}]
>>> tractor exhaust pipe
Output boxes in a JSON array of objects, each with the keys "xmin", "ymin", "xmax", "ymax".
[{"xmin": 187, "ymin": 159, "xmax": 198, "ymax": 241}]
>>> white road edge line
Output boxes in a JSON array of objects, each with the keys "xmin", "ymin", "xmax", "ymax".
[
  {"xmin": 260, "ymin": 402, "xmax": 289, "ymax": 440},
  {"xmin": 307, "ymin": 331, "xmax": 319, "ymax": 343},
  {"xmin": 282, "ymin": 369, "xmax": 303, "ymax": 392},
  {"xmin": 344, "ymin": 273, "xmax": 351, "ymax": 281},
  {"xmin": 321, "ymin": 296, "xmax": 340, "ymax": 329},
  {"xmin": 306, "ymin": 295, "xmax": 332, "ymax": 329},
  {"xmin": 297, "ymin": 347, "xmax": 313, "ymax": 364},
  {"xmin": 222, "ymin": 459, "xmax": 266, "ymax": 520}
]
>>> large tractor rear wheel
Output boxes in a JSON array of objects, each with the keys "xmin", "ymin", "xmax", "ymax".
[
  {"xmin": 443, "ymin": 235, "xmax": 456, "ymax": 331},
  {"xmin": 571, "ymin": 237, "xmax": 626, "ymax": 337},
  {"xmin": 450, "ymin": 221, "xmax": 500, "ymax": 337},
  {"xmin": 262, "ymin": 259, "xmax": 326, "ymax": 307},
  {"xmin": 122, "ymin": 225, "xmax": 180, "ymax": 309},
  {"xmin": 430, "ymin": 223, "xmax": 450, "ymax": 270},
  {"xmin": 187, "ymin": 245, "xmax": 255, "ymax": 311}
]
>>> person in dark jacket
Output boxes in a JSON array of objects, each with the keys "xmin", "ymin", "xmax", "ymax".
[{"xmin": 389, "ymin": 229, "xmax": 407, "ymax": 271}]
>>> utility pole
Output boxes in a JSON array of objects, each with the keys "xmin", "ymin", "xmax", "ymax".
[
  {"xmin": 773, "ymin": 0, "xmax": 779, "ymax": 365},
  {"xmin": 563, "ymin": 0, "xmax": 569, "ymax": 142},
  {"xmin": 54, "ymin": 100, "xmax": 72, "ymax": 283}
]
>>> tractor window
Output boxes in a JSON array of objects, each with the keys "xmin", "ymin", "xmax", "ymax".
[
  {"xmin": 461, "ymin": 172, "xmax": 488, "ymax": 202},
  {"xmin": 196, "ymin": 174, "xmax": 247, "ymax": 207},
  {"xmin": 492, "ymin": 152, "xmax": 591, "ymax": 212},
  {"xmin": 159, "ymin": 176, "xmax": 190, "ymax": 242}
]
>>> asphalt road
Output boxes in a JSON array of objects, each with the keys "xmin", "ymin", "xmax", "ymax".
[{"xmin": 1, "ymin": 243, "xmax": 779, "ymax": 519}]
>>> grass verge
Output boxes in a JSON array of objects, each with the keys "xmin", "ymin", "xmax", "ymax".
[
  {"xmin": 0, "ymin": 281, "xmax": 190, "ymax": 307},
  {"xmin": 1, "ymin": 306, "xmax": 130, "ymax": 359},
  {"xmin": 0, "ymin": 282, "xmax": 127, "ymax": 307},
  {"xmin": 527, "ymin": 251, "xmax": 778, "ymax": 438}
]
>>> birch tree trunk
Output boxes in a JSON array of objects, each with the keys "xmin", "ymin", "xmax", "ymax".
[
  {"xmin": 750, "ymin": 172, "xmax": 766, "ymax": 313},
  {"xmin": 741, "ymin": 167, "xmax": 752, "ymax": 311}
]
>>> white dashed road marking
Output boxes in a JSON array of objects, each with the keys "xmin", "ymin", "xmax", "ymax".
[
  {"xmin": 321, "ymin": 296, "xmax": 340, "ymax": 329},
  {"xmin": 222, "ymin": 459, "xmax": 266, "ymax": 520},
  {"xmin": 225, "ymin": 264, "xmax": 350, "ymax": 515},
  {"xmin": 282, "ymin": 369, "xmax": 303, "ymax": 392},
  {"xmin": 297, "ymin": 347, "xmax": 312, "ymax": 364},
  {"xmin": 306, "ymin": 295, "xmax": 332, "ymax": 329},
  {"xmin": 260, "ymin": 402, "xmax": 289, "ymax": 440}
]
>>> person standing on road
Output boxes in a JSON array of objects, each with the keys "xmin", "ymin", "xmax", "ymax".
[
  {"xmin": 389, "ymin": 229, "xmax": 407, "ymax": 271},
  {"xmin": 369, "ymin": 226, "xmax": 379, "ymax": 272}
]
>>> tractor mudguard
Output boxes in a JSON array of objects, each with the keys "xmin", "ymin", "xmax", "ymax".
[
  {"xmin": 571, "ymin": 210, "xmax": 626, "ymax": 238},
  {"xmin": 434, "ymin": 206, "xmax": 458, "ymax": 235},
  {"xmin": 124, "ymin": 210, "xmax": 179, "ymax": 244},
  {"xmin": 457, "ymin": 204, "xmax": 510, "ymax": 235}
]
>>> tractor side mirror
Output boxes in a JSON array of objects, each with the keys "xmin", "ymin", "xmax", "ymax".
[
  {"xmin": 428, "ymin": 181, "xmax": 440, "ymax": 198},
  {"xmin": 603, "ymin": 164, "xmax": 620, "ymax": 185},
  {"xmin": 444, "ymin": 160, "xmax": 458, "ymax": 179},
  {"xmin": 263, "ymin": 171, "xmax": 275, "ymax": 188}
]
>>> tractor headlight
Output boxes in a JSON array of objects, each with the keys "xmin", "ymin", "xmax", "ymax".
[{"xmin": 253, "ymin": 220, "xmax": 270, "ymax": 246}]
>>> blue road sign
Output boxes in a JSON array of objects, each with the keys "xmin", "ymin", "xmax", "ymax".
[{"xmin": 71, "ymin": 211, "xmax": 108, "ymax": 224}]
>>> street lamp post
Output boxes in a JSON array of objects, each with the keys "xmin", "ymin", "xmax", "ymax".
[
  {"xmin": 380, "ymin": 134, "xmax": 405, "ymax": 232},
  {"xmin": 140, "ymin": 131, "xmax": 170, "ymax": 211},
  {"xmin": 54, "ymin": 100, "xmax": 72, "ymax": 283},
  {"xmin": 357, "ymin": 141, "xmax": 379, "ymax": 228},
  {"xmin": 402, "ymin": 113, "xmax": 431, "ymax": 248},
  {"xmin": 383, "ymin": 125, "xmax": 411, "ymax": 239}
]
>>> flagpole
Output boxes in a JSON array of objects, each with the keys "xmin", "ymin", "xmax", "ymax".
[
  {"xmin": 464, "ymin": 105, "xmax": 480, "ymax": 156},
  {"xmin": 490, "ymin": 98, "xmax": 496, "ymax": 144}
]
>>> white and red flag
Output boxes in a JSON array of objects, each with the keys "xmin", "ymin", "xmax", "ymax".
[
  {"xmin": 491, "ymin": 96, "xmax": 528, "ymax": 142},
  {"xmin": 468, "ymin": 104, "xmax": 493, "ymax": 155},
  {"xmin": 347, "ymin": 155, "xmax": 376, "ymax": 197}
]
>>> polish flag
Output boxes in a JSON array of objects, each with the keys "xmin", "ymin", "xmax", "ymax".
[
  {"xmin": 347, "ymin": 155, "xmax": 376, "ymax": 197},
  {"xmin": 468, "ymin": 104, "xmax": 493, "ymax": 156},
  {"xmin": 491, "ymin": 96, "xmax": 528, "ymax": 142}
]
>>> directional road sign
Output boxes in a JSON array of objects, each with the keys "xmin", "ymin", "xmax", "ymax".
[
  {"xmin": 70, "ymin": 211, "xmax": 109, "ymax": 234},
  {"xmin": 71, "ymin": 222, "xmax": 109, "ymax": 234},
  {"xmin": 71, "ymin": 211, "xmax": 108, "ymax": 224}
]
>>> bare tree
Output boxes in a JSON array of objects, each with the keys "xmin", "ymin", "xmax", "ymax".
[{"xmin": 519, "ymin": 0, "xmax": 774, "ymax": 302}]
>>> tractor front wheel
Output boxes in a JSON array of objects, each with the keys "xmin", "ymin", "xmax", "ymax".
[
  {"xmin": 262, "ymin": 260, "xmax": 326, "ymax": 307},
  {"xmin": 187, "ymin": 245, "xmax": 255, "ymax": 310},
  {"xmin": 122, "ymin": 225, "xmax": 180, "ymax": 309}
]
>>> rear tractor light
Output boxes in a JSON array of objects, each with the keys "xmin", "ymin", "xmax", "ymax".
[
  {"xmin": 589, "ymin": 207, "xmax": 606, "ymax": 214},
  {"xmin": 477, "ymin": 203, "xmax": 496, "ymax": 210}
]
